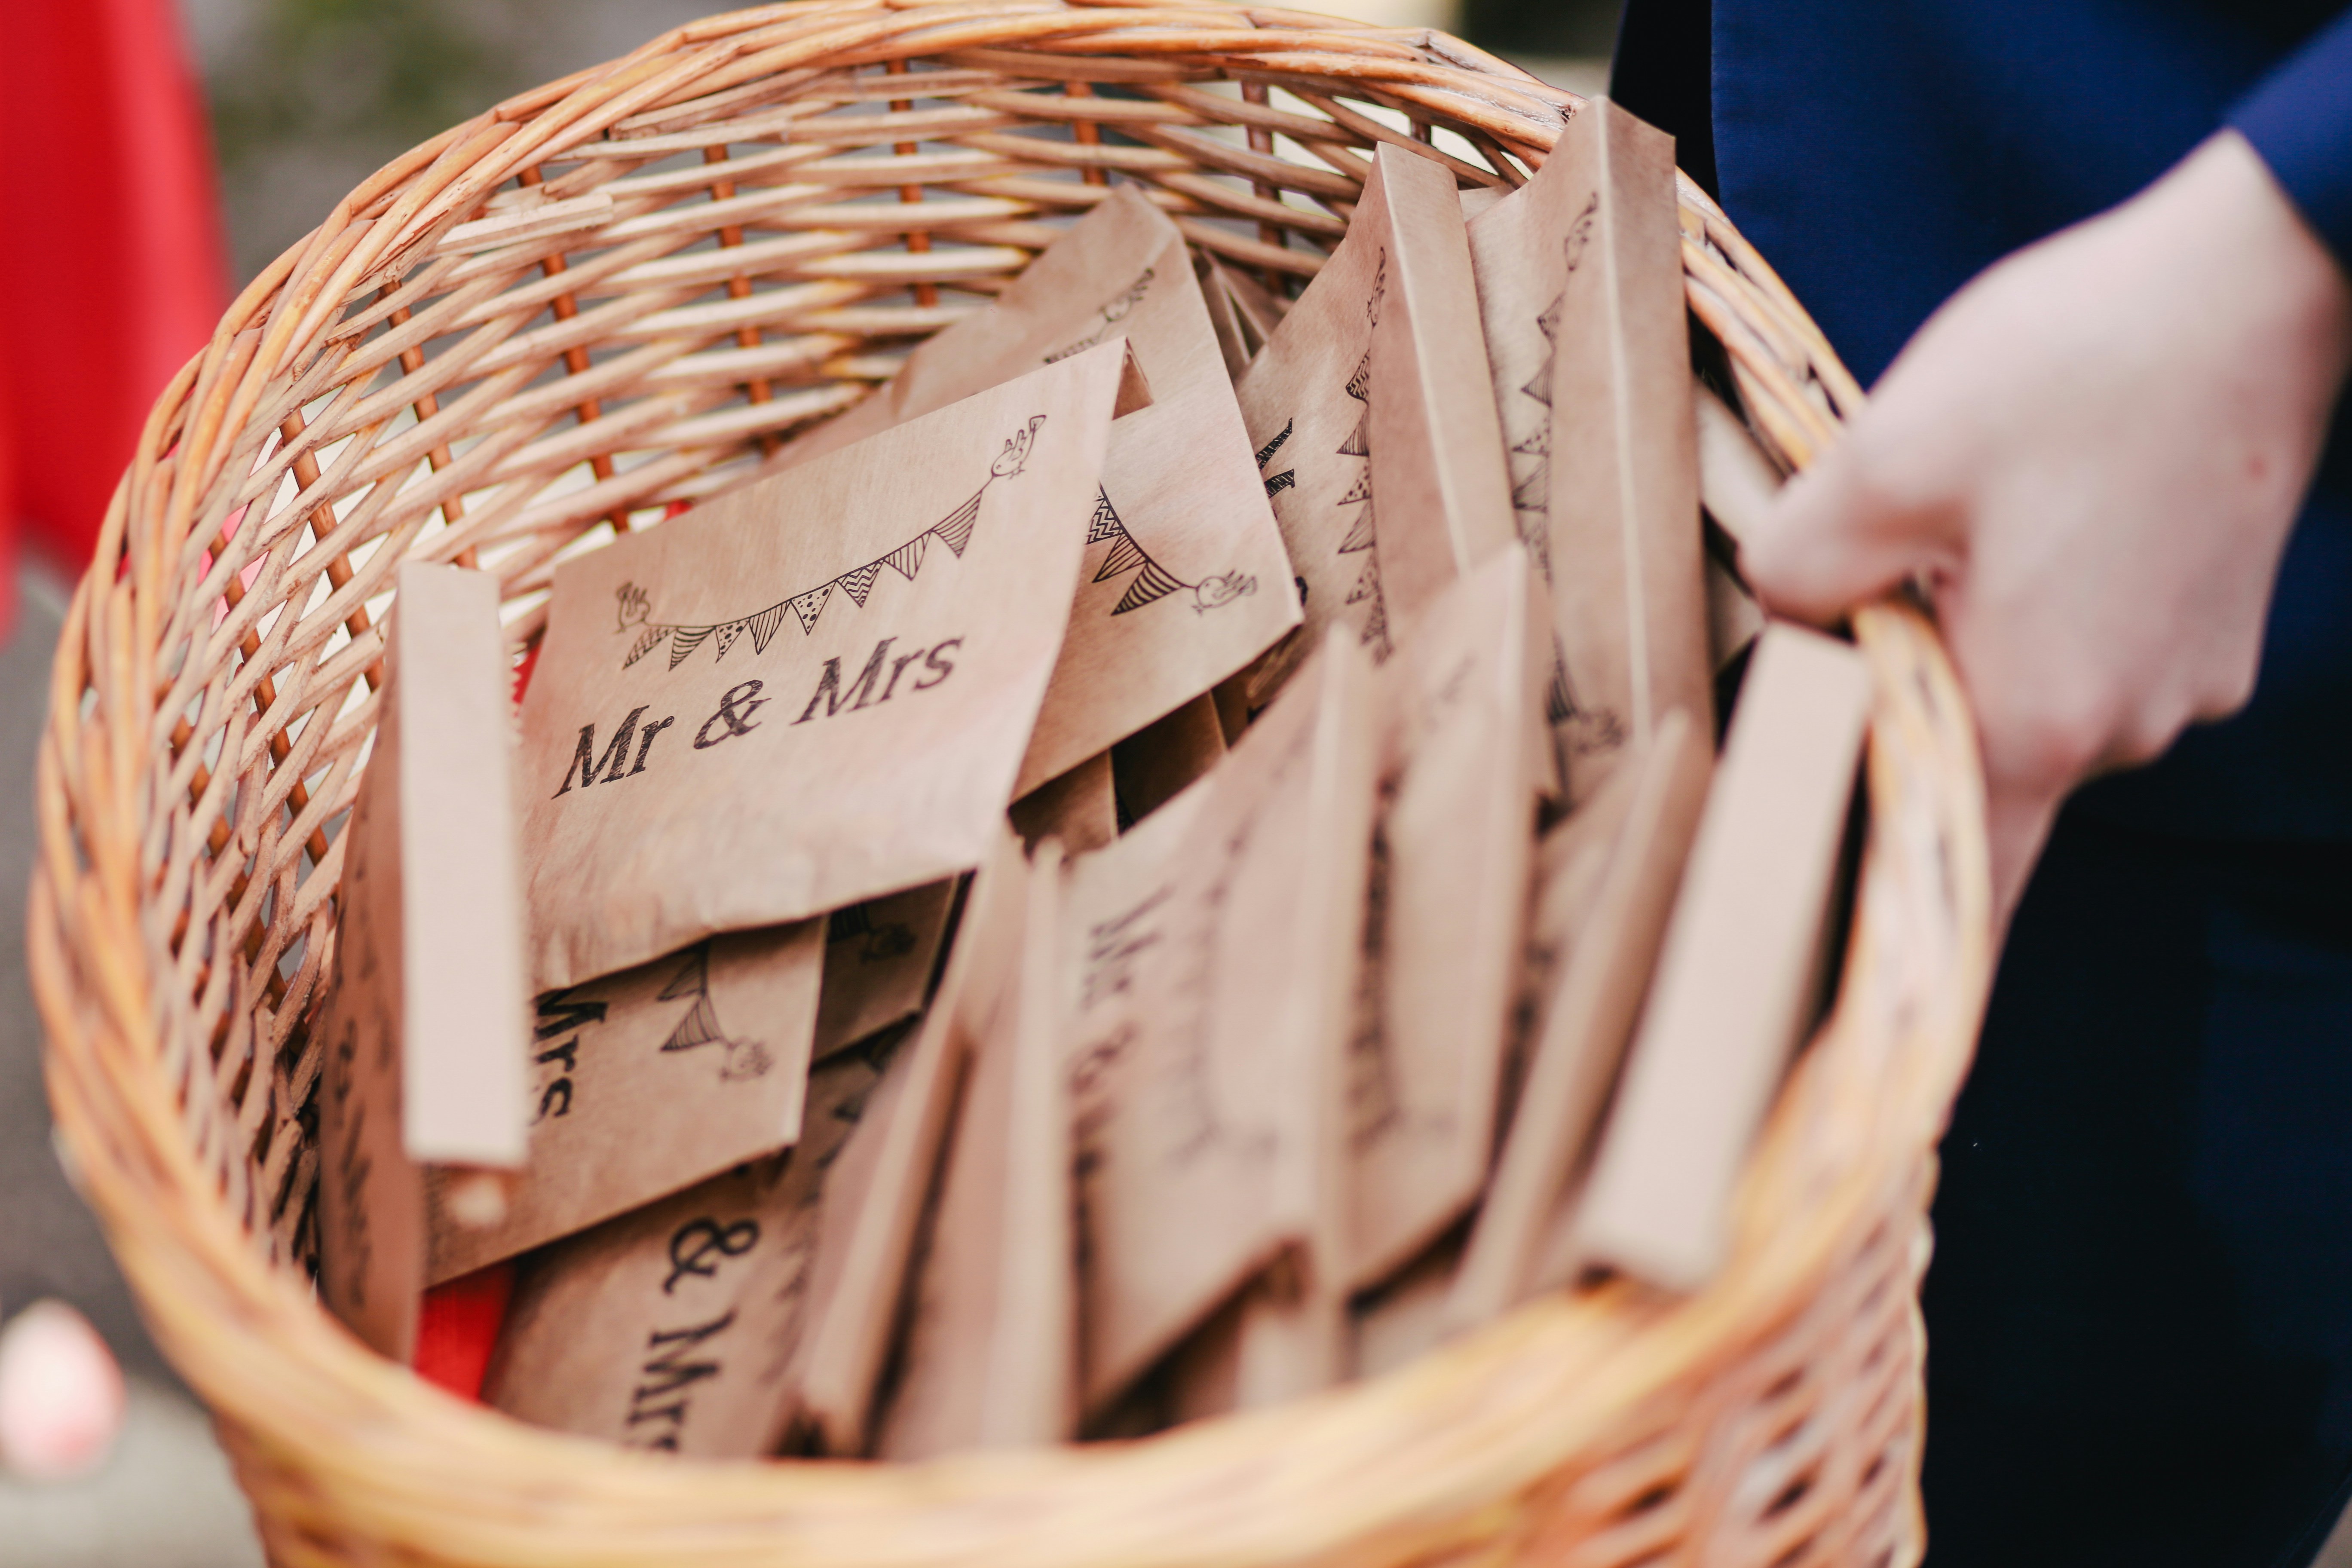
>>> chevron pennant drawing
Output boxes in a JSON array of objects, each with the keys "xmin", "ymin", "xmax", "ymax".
[
  {"xmin": 1086, "ymin": 488, "xmax": 1257, "ymax": 616},
  {"xmin": 616, "ymin": 416, "xmax": 1045, "ymax": 671}
]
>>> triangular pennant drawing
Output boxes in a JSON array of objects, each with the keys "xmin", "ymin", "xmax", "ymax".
[
  {"xmin": 1256, "ymin": 418, "xmax": 1296, "ymax": 499},
  {"xmin": 661, "ymin": 992, "xmax": 727, "ymax": 1055},
  {"xmin": 1523, "ymin": 294, "xmax": 1562, "ymax": 408},
  {"xmin": 653, "ymin": 942, "xmax": 776, "ymax": 1080},
  {"xmin": 1092, "ymin": 533, "xmax": 1149, "ymax": 585},
  {"xmin": 624, "ymin": 626, "xmax": 674, "ymax": 668},
  {"xmin": 1087, "ymin": 488, "xmax": 1126, "ymax": 545},
  {"xmin": 788, "ymin": 584, "xmax": 832, "ymax": 635},
  {"xmin": 883, "ymin": 535, "xmax": 926, "ymax": 581},
  {"xmin": 836, "ymin": 562, "xmax": 882, "ymax": 608},
  {"xmin": 1338, "ymin": 505, "xmax": 1378, "ymax": 556},
  {"xmin": 1512, "ymin": 456, "xmax": 1550, "ymax": 514},
  {"xmin": 931, "ymin": 490, "xmax": 983, "ymax": 557},
  {"xmin": 1346, "ymin": 557, "xmax": 1383, "ymax": 606},
  {"xmin": 1112, "ymin": 559, "xmax": 1188, "ymax": 615},
  {"xmin": 1546, "ymin": 649, "xmax": 1576, "ymax": 726},
  {"xmin": 657, "ymin": 943, "xmax": 707, "ymax": 1001},
  {"xmin": 1361, "ymin": 591, "xmax": 1390, "ymax": 659},
  {"xmin": 1084, "ymin": 487, "xmax": 1250, "ymax": 619},
  {"xmin": 612, "ymin": 418, "xmax": 1037, "ymax": 670},
  {"xmin": 657, "ymin": 944, "xmax": 719, "ymax": 1052},
  {"xmin": 1337, "ymin": 352, "xmax": 1372, "ymax": 458},
  {"xmin": 1256, "ymin": 420, "xmax": 1293, "ymax": 469}
]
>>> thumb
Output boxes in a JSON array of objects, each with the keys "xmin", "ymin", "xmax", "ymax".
[{"xmin": 1743, "ymin": 438, "xmax": 1961, "ymax": 626}]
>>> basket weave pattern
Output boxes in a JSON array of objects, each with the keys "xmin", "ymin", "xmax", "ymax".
[{"xmin": 27, "ymin": 6, "xmax": 1991, "ymax": 1564}]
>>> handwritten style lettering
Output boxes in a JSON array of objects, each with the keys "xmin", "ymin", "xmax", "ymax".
[
  {"xmin": 624, "ymin": 1311, "xmax": 736, "ymax": 1452},
  {"xmin": 530, "ymin": 989, "xmax": 607, "ymax": 1121},
  {"xmin": 792, "ymin": 637, "xmax": 962, "ymax": 725},
  {"xmin": 693, "ymin": 680, "xmax": 770, "ymax": 749},
  {"xmin": 553, "ymin": 706, "xmax": 676, "ymax": 797},
  {"xmin": 663, "ymin": 1217, "xmax": 761, "ymax": 1294}
]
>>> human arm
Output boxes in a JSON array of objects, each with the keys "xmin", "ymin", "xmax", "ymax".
[{"xmin": 1743, "ymin": 126, "xmax": 2352, "ymax": 920}]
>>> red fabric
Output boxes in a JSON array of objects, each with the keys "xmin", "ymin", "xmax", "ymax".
[
  {"xmin": 0, "ymin": 0, "xmax": 230, "ymax": 625},
  {"xmin": 413, "ymin": 1262, "xmax": 516, "ymax": 1401},
  {"xmin": 511, "ymin": 639, "xmax": 542, "ymax": 706}
]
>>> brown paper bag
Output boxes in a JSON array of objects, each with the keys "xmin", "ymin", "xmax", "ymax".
[
  {"xmin": 1572, "ymin": 625, "xmax": 1870, "ymax": 1291},
  {"xmin": 1198, "ymin": 257, "xmax": 1289, "ymax": 380},
  {"xmin": 1351, "ymin": 1230, "xmax": 1465, "ymax": 1381},
  {"xmin": 1217, "ymin": 260, "xmax": 1291, "ymax": 347},
  {"xmin": 1108, "ymin": 690, "xmax": 1225, "ymax": 828},
  {"xmin": 1062, "ymin": 628, "xmax": 1378, "ymax": 1412},
  {"xmin": 875, "ymin": 842, "xmax": 1073, "ymax": 1458},
  {"xmin": 518, "ymin": 343, "xmax": 1128, "ymax": 989},
  {"xmin": 1497, "ymin": 756, "xmax": 1644, "ymax": 1140},
  {"xmin": 1234, "ymin": 144, "xmax": 1516, "ymax": 684},
  {"xmin": 317, "ymin": 561, "xmax": 529, "ymax": 1361},
  {"xmin": 1197, "ymin": 257, "xmax": 1256, "ymax": 383},
  {"xmin": 1694, "ymin": 381, "xmax": 1784, "ymax": 552},
  {"xmin": 1345, "ymin": 544, "xmax": 1545, "ymax": 1292},
  {"xmin": 782, "ymin": 830, "xmax": 1031, "ymax": 1455},
  {"xmin": 774, "ymin": 184, "xmax": 1301, "ymax": 795},
  {"xmin": 1467, "ymin": 98, "xmax": 1712, "ymax": 805},
  {"xmin": 424, "ymin": 922, "xmax": 823, "ymax": 1285},
  {"xmin": 812, "ymin": 882, "xmax": 958, "ymax": 1062},
  {"xmin": 1707, "ymin": 550, "xmax": 1764, "ymax": 674},
  {"xmin": 1445, "ymin": 706, "xmax": 1712, "ymax": 1332},
  {"xmin": 1009, "ymin": 752, "xmax": 1118, "ymax": 855},
  {"xmin": 481, "ymin": 1036, "xmax": 899, "ymax": 1458}
]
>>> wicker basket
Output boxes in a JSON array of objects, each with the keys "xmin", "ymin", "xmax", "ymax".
[{"xmin": 27, "ymin": 6, "xmax": 1992, "ymax": 1565}]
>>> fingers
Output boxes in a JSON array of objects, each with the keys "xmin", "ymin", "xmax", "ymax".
[
  {"xmin": 1743, "ymin": 429, "xmax": 1963, "ymax": 628},
  {"xmin": 1983, "ymin": 778, "xmax": 2061, "ymax": 940}
]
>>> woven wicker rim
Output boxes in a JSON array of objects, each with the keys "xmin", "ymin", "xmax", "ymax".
[{"xmin": 27, "ymin": 6, "xmax": 1993, "ymax": 1564}]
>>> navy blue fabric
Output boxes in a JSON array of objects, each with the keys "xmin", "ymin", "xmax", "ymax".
[
  {"xmin": 1692, "ymin": 0, "xmax": 2352, "ymax": 840},
  {"xmin": 1929, "ymin": 815, "xmax": 2352, "ymax": 1566},
  {"xmin": 1605, "ymin": 3, "xmax": 2352, "ymax": 1561},
  {"xmin": 2233, "ymin": 8, "xmax": 2352, "ymax": 276}
]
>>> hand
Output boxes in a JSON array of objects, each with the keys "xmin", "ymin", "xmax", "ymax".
[{"xmin": 1745, "ymin": 131, "xmax": 2352, "ymax": 923}]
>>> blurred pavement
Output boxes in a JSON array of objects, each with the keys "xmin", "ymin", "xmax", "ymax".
[{"xmin": 0, "ymin": 570, "xmax": 266, "ymax": 1564}]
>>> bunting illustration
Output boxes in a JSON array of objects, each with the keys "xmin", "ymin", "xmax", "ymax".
[
  {"xmin": 1511, "ymin": 294, "xmax": 1556, "ymax": 578},
  {"xmin": 656, "ymin": 941, "xmax": 774, "ymax": 1083},
  {"xmin": 615, "ymin": 416, "xmax": 1045, "ymax": 671},
  {"xmin": 1045, "ymin": 266, "xmax": 1156, "ymax": 364},
  {"xmin": 1340, "ymin": 254, "xmax": 1391, "ymax": 659},
  {"xmin": 1336, "ymin": 351, "xmax": 1390, "ymax": 658},
  {"xmin": 1257, "ymin": 420, "xmax": 1295, "ymax": 498},
  {"xmin": 1086, "ymin": 487, "xmax": 1256, "ymax": 616},
  {"xmin": 1525, "ymin": 205, "xmax": 1601, "ymax": 728}
]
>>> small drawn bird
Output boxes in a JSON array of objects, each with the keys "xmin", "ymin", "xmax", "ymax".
[
  {"xmin": 992, "ymin": 415, "xmax": 1047, "ymax": 478},
  {"xmin": 615, "ymin": 581, "xmax": 651, "ymax": 633},
  {"xmin": 1192, "ymin": 573, "xmax": 1256, "ymax": 612}
]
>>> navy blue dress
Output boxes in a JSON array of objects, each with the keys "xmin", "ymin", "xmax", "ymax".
[{"xmin": 1610, "ymin": 5, "xmax": 2352, "ymax": 1563}]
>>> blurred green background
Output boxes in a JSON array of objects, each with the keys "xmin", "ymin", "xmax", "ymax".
[{"xmin": 181, "ymin": 0, "xmax": 1624, "ymax": 282}]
